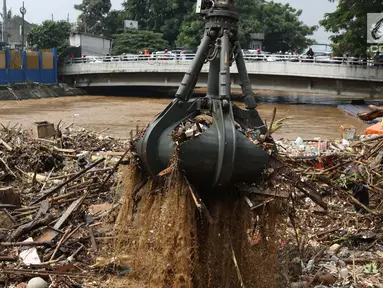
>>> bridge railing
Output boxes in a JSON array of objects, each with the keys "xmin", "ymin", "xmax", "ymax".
[{"xmin": 65, "ymin": 53, "xmax": 382, "ymax": 67}]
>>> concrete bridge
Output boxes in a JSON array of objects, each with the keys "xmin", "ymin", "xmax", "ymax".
[{"xmin": 60, "ymin": 56, "xmax": 383, "ymax": 98}]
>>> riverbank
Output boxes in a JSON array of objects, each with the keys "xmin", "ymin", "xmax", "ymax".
[{"xmin": 0, "ymin": 84, "xmax": 85, "ymax": 101}]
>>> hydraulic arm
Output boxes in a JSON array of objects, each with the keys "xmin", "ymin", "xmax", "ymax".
[{"xmin": 135, "ymin": 0, "xmax": 269, "ymax": 189}]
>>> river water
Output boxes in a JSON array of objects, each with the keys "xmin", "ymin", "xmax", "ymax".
[{"xmin": 0, "ymin": 96, "xmax": 369, "ymax": 140}]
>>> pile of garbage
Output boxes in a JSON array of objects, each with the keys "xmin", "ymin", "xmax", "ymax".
[
  {"xmin": 266, "ymin": 134, "xmax": 383, "ymax": 287},
  {"xmin": 0, "ymin": 122, "xmax": 129, "ymax": 287},
  {"xmin": 1, "ymin": 116, "xmax": 382, "ymax": 288},
  {"xmin": 171, "ymin": 112, "xmax": 383, "ymax": 287}
]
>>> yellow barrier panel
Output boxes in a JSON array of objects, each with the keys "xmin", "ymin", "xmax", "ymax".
[
  {"xmin": 42, "ymin": 52, "xmax": 53, "ymax": 70},
  {"xmin": 26, "ymin": 52, "xmax": 39, "ymax": 69},
  {"xmin": 0, "ymin": 51, "xmax": 5, "ymax": 69},
  {"xmin": 10, "ymin": 50, "xmax": 22, "ymax": 70}
]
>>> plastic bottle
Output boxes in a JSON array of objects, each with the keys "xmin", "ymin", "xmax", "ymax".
[
  {"xmin": 306, "ymin": 259, "xmax": 314, "ymax": 273},
  {"xmin": 339, "ymin": 267, "xmax": 348, "ymax": 279},
  {"xmin": 295, "ymin": 137, "xmax": 304, "ymax": 146}
]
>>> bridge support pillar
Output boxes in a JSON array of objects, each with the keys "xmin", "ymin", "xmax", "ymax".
[
  {"xmin": 369, "ymin": 82, "xmax": 380, "ymax": 98},
  {"xmin": 308, "ymin": 79, "xmax": 313, "ymax": 90},
  {"xmin": 336, "ymin": 80, "xmax": 343, "ymax": 96}
]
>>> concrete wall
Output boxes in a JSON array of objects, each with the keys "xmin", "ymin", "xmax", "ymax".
[
  {"xmin": 0, "ymin": 83, "xmax": 85, "ymax": 100},
  {"xmin": 70, "ymin": 33, "xmax": 111, "ymax": 56}
]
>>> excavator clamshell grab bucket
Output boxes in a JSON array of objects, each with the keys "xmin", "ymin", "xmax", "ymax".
[
  {"xmin": 135, "ymin": 0, "xmax": 271, "ymax": 190},
  {"xmin": 136, "ymin": 97, "xmax": 270, "ymax": 189}
]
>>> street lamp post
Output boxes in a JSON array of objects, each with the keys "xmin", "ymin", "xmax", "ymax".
[
  {"xmin": 20, "ymin": 2, "xmax": 26, "ymax": 49},
  {"xmin": 2, "ymin": 0, "xmax": 7, "ymax": 43}
]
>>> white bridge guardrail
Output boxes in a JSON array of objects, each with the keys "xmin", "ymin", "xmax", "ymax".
[{"xmin": 65, "ymin": 53, "xmax": 382, "ymax": 67}]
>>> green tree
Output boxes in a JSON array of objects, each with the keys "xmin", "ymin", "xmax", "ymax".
[
  {"xmin": 103, "ymin": 10, "xmax": 126, "ymax": 37},
  {"xmin": 176, "ymin": 4, "xmax": 204, "ymax": 49},
  {"xmin": 27, "ymin": 20, "xmax": 71, "ymax": 60},
  {"xmin": 122, "ymin": 0, "xmax": 194, "ymax": 45},
  {"xmin": 261, "ymin": 1, "xmax": 317, "ymax": 53},
  {"xmin": 176, "ymin": 0, "xmax": 316, "ymax": 52},
  {"xmin": 112, "ymin": 30, "xmax": 169, "ymax": 54},
  {"xmin": 74, "ymin": 0, "xmax": 111, "ymax": 35},
  {"xmin": 320, "ymin": 0, "xmax": 383, "ymax": 57}
]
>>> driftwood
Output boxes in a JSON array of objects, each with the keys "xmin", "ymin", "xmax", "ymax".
[
  {"xmin": 0, "ymin": 241, "xmax": 52, "ymax": 247},
  {"xmin": 0, "ymin": 255, "xmax": 18, "ymax": 261},
  {"xmin": 9, "ymin": 213, "xmax": 54, "ymax": 241},
  {"xmin": 358, "ymin": 105, "xmax": 383, "ymax": 121},
  {"xmin": 30, "ymin": 158, "xmax": 105, "ymax": 205}
]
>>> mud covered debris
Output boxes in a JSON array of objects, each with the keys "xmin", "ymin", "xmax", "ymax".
[
  {"xmin": 0, "ymin": 122, "xmax": 129, "ymax": 287},
  {"xmin": 1, "ymin": 118, "xmax": 383, "ymax": 288}
]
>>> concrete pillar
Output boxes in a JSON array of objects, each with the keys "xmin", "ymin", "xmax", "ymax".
[
  {"xmin": 369, "ymin": 82, "xmax": 378, "ymax": 98},
  {"xmin": 52, "ymin": 48, "xmax": 58, "ymax": 83},
  {"xmin": 308, "ymin": 79, "xmax": 313, "ymax": 90},
  {"xmin": 22, "ymin": 50, "xmax": 27, "ymax": 82},
  {"xmin": 5, "ymin": 49, "xmax": 10, "ymax": 83},
  {"xmin": 38, "ymin": 51, "xmax": 42, "ymax": 83},
  {"xmin": 336, "ymin": 80, "xmax": 343, "ymax": 96}
]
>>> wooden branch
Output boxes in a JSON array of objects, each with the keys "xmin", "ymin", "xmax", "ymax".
[
  {"xmin": 9, "ymin": 213, "xmax": 54, "ymax": 241},
  {"xmin": 0, "ymin": 241, "xmax": 52, "ymax": 247},
  {"xmin": 0, "ymin": 138, "xmax": 13, "ymax": 151},
  {"xmin": 50, "ymin": 228, "xmax": 71, "ymax": 261},
  {"xmin": 0, "ymin": 255, "xmax": 18, "ymax": 262},
  {"xmin": 226, "ymin": 229, "xmax": 246, "ymax": 288},
  {"xmin": 30, "ymin": 158, "xmax": 105, "ymax": 205},
  {"xmin": 265, "ymin": 107, "xmax": 277, "ymax": 139}
]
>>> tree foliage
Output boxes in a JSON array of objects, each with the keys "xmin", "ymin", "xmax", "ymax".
[
  {"xmin": 176, "ymin": 0, "xmax": 316, "ymax": 52},
  {"xmin": 27, "ymin": 20, "xmax": 71, "ymax": 60},
  {"xmin": 176, "ymin": 5, "xmax": 204, "ymax": 49},
  {"xmin": 103, "ymin": 10, "xmax": 126, "ymax": 37},
  {"xmin": 122, "ymin": 0, "xmax": 195, "ymax": 45},
  {"xmin": 320, "ymin": 0, "xmax": 383, "ymax": 57},
  {"xmin": 74, "ymin": 0, "xmax": 112, "ymax": 35},
  {"xmin": 112, "ymin": 30, "xmax": 169, "ymax": 54},
  {"xmin": 261, "ymin": 1, "xmax": 317, "ymax": 53}
]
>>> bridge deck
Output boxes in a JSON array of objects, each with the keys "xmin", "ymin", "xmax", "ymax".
[{"xmin": 61, "ymin": 60, "xmax": 383, "ymax": 82}]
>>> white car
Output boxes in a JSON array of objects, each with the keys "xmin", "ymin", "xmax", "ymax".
[{"xmin": 84, "ymin": 56, "xmax": 103, "ymax": 63}]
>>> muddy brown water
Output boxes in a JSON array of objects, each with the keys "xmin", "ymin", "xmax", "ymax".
[{"xmin": 0, "ymin": 96, "xmax": 369, "ymax": 140}]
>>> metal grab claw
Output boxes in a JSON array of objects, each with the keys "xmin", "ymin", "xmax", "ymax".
[{"xmin": 136, "ymin": 0, "xmax": 269, "ymax": 188}]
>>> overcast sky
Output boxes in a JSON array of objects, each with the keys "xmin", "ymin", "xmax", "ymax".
[{"xmin": 5, "ymin": 0, "xmax": 337, "ymax": 43}]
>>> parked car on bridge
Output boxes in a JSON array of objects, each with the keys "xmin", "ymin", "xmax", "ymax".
[
  {"xmin": 300, "ymin": 51, "xmax": 332, "ymax": 63},
  {"xmin": 150, "ymin": 51, "xmax": 177, "ymax": 60},
  {"xmin": 120, "ymin": 54, "xmax": 141, "ymax": 61},
  {"xmin": 84, "ymin": 56, "xmax": 103, "ymax": 63}
]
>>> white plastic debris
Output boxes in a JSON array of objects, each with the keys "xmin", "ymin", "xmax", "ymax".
[
  {"xmin": 199, "ymin": 123, "xmax": 207, "ymax": 131},
  {"xmin": 339, "ymin": 267, "xmax": 348, "ymax": 279},
  {"xmin": 27, "ymin": 277, "xmax": 48, "ymax": 288},
  {"xmin": 342, "ymin": 139, "xmax": 350, "ymax": 147},
  {"xmin": 185, "ymin": 128, "xmax": 194, "ymax": 138},
  {"xmin": 305, "ymin": 259, "xmax": 314, "ymax": 273},
  {"xmin": 19, "ymin": 237, "xmax": 41, "ymax": 265},
  {"xmin": 295, "ymin": 137, "xmax": 304, "ymax": 146},
  {"xmin": 326, "ymin": 243, "xmax": 341, "ymax": 256}
]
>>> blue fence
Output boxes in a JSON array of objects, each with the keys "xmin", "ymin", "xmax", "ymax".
[{"xmin": 0, "ymin": 48, "xmax": 57, "ymax": 85}]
